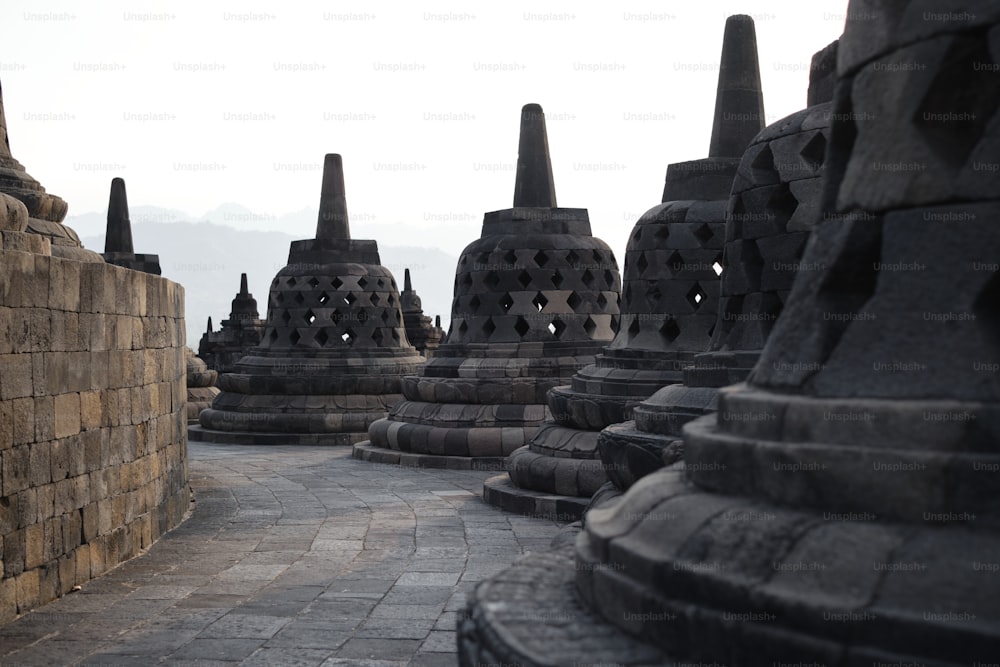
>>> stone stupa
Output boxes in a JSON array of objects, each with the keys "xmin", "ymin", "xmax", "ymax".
[
  {"xmin": 355, "ymin": 104, "xmax": 622, "ymax": 468},
  {"xmin": 460, "ymin": 3, "xmax": 1000, "ymax": 663},
  {"xmin": 101, "ymin": 177, "xmax": 161, "ymax": 274},
  {"xmin": 0, "ymin": 78, "xmax": 101, "ymax": 262},
  {"xmin": 483, "ymin": 14, "xmax": 764, "ymax": 520},
  {"xmin": 185, "ymin": 348, "xmax": 219, "ymax": 424},
  {"xmin": 400, "ymin": 268, "xmax": 443, "ymax": 356},
  {"xmin": 198, "ymin": 273, "xmax": 266, "ymax": 373},
  {"xmin": 598, "ymin": 38, "xmax": 839, "ymax": 490},
  {"xmin": 191, "ymin": 154, "xmax": 426, "ymax": 445}
]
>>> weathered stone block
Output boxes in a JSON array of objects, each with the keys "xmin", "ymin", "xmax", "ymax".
[
  {"xmin": 53, "ymin": 392, "xmax": 81, "ymax": 439},
  {"xmin": 0, "ymin": 353, "xmax": 33, "ymax": 400}
]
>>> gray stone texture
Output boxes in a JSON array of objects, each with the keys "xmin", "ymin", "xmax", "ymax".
[
  {"xmin": 0, "ymin": 246, "xmax": 188, "ymax": 622},
  {"xmin": 357, "ymin": 104, "xmax": 622, "ymax": 466},
  {"xmin": 194, "ymin": 154, "xmax": 425, "ymax": 445},
  {"xmin": 598, "ymin": 37, "xmax": 838, "ymax": 490},
  {"xmin": 101, "ymin": 178, "xmax": 162, "ymax": 275},
  {"xmin": 573, "ymin": 3, "xmax": 1000, "ymax": 663},
  {"xmin": 485, "ymin": 14, "xmax": 763, "ymax": 520},
  {"xmin": 185, "ymin": 348, "xmax": 219, "ymax": 424},
  {"xmin": 400, "ymin": 268, "xmax": 444, "ymax": 357}
]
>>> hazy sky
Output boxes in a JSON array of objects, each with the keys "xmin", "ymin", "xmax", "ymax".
[{"xmin": 1, "ymin": 0, "xmax": 847, "ymax": 257}]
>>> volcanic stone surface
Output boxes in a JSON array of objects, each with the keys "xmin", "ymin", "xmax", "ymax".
[
  {"xmin": 484, "ymin": 14, "xmax": 764, "ymax": 520},
  {"xmin": 354, "ymin": 103, "xmax": 621, "ymax": 469},
  {"xmin": 598, "ymin": 38, "xmax": 839, "ymax": 490},
  {"xmin": 185, "ymin": 348, "xmax": 219, "ymax": 424},
  {"xmin": 192, "ymin": 154, "xmax": 425, "ymax": 445}
]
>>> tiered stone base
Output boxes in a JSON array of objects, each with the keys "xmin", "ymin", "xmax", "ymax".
[
  {"xmin": 189, "ymin": 424, "xmax": 366, "ymax": 446},
  {"xmin": 458, "ymin": 529, "xmax": 668, "ymax": 667}
]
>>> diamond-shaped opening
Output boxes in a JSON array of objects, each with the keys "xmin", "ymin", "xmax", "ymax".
[
  {"xmin": 462, "ymin": 273, "xmax": 474, "ymax": 288},
  {"xmin": 552, "ymin": 271, "xmax": 564, "ymax": 288},
  {"xmin": 470, "ymin": 294, "xmax": 482, "ymax": 312},
  {"xmin": 381, "ymin": 310, "xmax": 390, "ymax": 323},
  {"xmin": 458, "ymin": 320, "xmax": 469, "ymax": 335},
  {"xmin": 276, "ymin": 293, "xmax": 285, "ymax": 304},
  {"xmin": 504, "ymin": 249, "xmax": 518, "ymax": 266},
  {"xmin": 308, "ymin": 277, "xmax": 320, "ymax": 288},
  {"xmin": 517, "ymin": 270, "xmax": 533, "ymax": 289},
  {"xmin": 268, "ymin": 329, "xmax": 278, "ymax": 343},
  {"xmin": 315, "ymin": 328, "xmax": 329, "ymax": 346},
  {"xmin": 388, "ymin": 294, "xmax": 396, "ymax": 306},
  {"xmin": 391, "ymin": 329, "xmax": 400, "ymax": 341},
  {"xmin": 332, "ymin": 277, "xmax": 342, "ymax": 289},
  {"xmin": 281, "ymin": 310, "xmax": 292, "ymax": 325},
  {"xmin": 751, "ymin": 144, "xmax": 774, "ymax": 171},
  {"xmin": 514, "ymin": 316, "xmax": 530, "ymax": 338},
  {"xmin": 593, "ymin": 249, "xmax": 604, "ymax": 264},
  {"xmin": 548, "ymin": 319, "xmax": 565, "ymax": 338},
  {"xmin": 358, "ymin": 276, "xmax": 368, "ymax": 289},
  {"xmin": 377, "ymin": 278, "xmax": 385, "ymax": 287},
  {"xmin": 646, "ymin": 284, "xmax": 662, "ymax": 303},
  {"xmin": 532, "ymin": 292, "xmax": 548, "ymax": 312},
  {"xmin": 372, "ymin": 328, "xmax": 384, "ymax": 345},
  {"xmin": 357, "ymin": 310, "xmax": 370, "ymax": 323},
  {"xmin": 708, "ymin": 322, "xmax": 716, "ymax": 339},
  {"xmin": 286, "ymin": 277, "xmax": 298, "ymax": 287},
  {"xmin": 566, "ymin": 291, "xmax": 582, "ymax": 311},
  {"xmin": 581, "ymin": 270, "xmax": 595, "ymax": 287},
  {"xmin": 597, "ymin": 293, "xmax": 608, "ymax": 309},
  {"xmin": 294, "ymin": 293, "xmax": 305, "ymax": 304},
  {"xmin": 628, "ymin": 317, "xmax": 641, "ymax": 338},
  {"xmin": 632, "ymin": 228, "xmax": 642, "ymax": 242},
  {"xmin": 390, "ymin": 279, "xmax": 397, "ymax": 289},
  {"xmin": 534, "ymin": 250, "xmax": 549, "ymax": 267},
  {"xmin": 686, "ymin": 284, "xmax": 707, "ymax": 310},
  {"xmin": 485, "ymin": 271, "xmax": 501, "ymax": 288},
  {"xmin": 583, "ymin": 316, "xmax": 596, "ymax": 337},
  {"xmin": 636, "ymin": 253, "xmax": 649, "ymax": 275},
  {"xmin": 713, "ymin": 256, "xmax": 724, "ymax": 276},
  {"xmin": 478, "ymin": 252, "xmax": 491, "ymax": 266},
  {"xmin": 370, "ymin": 293, "xmax": 381, "ymax": 306},
  {"xmin": 654, "ymin": 225, "xmax": 669, "ymax": 241},
  {"xmin": 289, "ymin": 330, "xmax": 301, "ymax": 345},
  {"xmin": 660, "ymin": 318, "xmax": 681, "ymax": 343},
  {"xmin": 343, "ymin": 293, "xmax": 357, "ymax": 306},
  {"xmin": 341, "ymin": 329, "xmax": 355, "ymax": 344},
  {"xmin": 305, "ymin": 309, "xmax": 316, "ymax": 325},
  {"xmin": 767, "ymin": 184, "xmax": 800, "ymax": 226},
  {"xmin": 499, "ymin": 292, "xmax": 513, "ymax": 312},
  {"xmin": 667, "ymin": 250, "xmax": 685, "ymax": 275},
  {"xmin": 330, "ymin": 309, "xmax": 342, "ymax": 324},
  {"xmin": 693, "ymin": 223, "xmax": 713, "ymax": 245},
  {"xmin": 566, "ymin": 250, "xmax": 580, "ymax": 267},
  {"xmin": 604, "ymin": 270, "xmax": 614, "ymax": 286},
  {"xmin": 483, "ymin": 317, "xmax": 496, "ymax": 337},
  {"xmin": 799, "ymin": 132, "xmax": 827, "ymax": 171},
  {"xmin": 318, "ymin": 292, "xmax": 330, "ymax": 305}
]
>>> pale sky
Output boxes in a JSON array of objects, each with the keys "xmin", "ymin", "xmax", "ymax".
[{"xmin": 1, "ymin": 0, "xmax": 848, "ymax": 257}]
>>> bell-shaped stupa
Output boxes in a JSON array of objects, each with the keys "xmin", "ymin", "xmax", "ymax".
[
  {"xmin": 191, "ymin": 154, "xmax": 425, "ymax": 444},
  {"xmin": 0, "ymin": 78, "xmax": 101, "ymax": 262},
  {"xmin": 101, "ymin": 178, "xmax": 161, "ymax": 274},
  {"xmin": 483, "ymin": 14, "xmax": 764, "ymax": 519},
  {"xmin": 355, "ymin": 104, "xmax": 622, "ymax": 468},
  {"xmin": 400, "ymin": 268, "xmax": 444, "ymax": 356},
  {"xmin": 597, "ymin": 38, "xmax": 838, "ymax": 490},
  {"xmin": 198, "ymin": 273, "xmax": 267, "ymax": 373}
]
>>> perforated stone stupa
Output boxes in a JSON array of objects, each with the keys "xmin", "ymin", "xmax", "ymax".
[
  {"xmin": 101, "ymin": 177, "xmax": 161, "ymax": 275},
  {"xmin": 0, "ymin": 78, "xmax": 101, "ymax": 262},
  {"xmin": 461, "ymin": 3, "xmax": 1000, "ymax": 662},
  {"xmin": 483, "ymin": 14, "xmax": 763, "ymax": 520},
  {"xmin": 191, "ymin": 154, "xmax": 425, "ymax": 445},
  {"xmin": 198, "ymin": 273, "xmax": 266, "ymax": 373},
  {"xmin": 355, "ymin": 104, "xmax": 621, "ymax": 468},
  {"xmin": 598, "ymin": 38, "xmax": 838, "ymax": 490},
  {"xmin": 400, "ymin": 268, "xmax": 443, "ymax": 356}
]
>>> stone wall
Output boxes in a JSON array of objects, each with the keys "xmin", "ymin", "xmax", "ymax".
[{"xmin": 0, "ymin": 236, "xmax": 189, "ymax": 621}]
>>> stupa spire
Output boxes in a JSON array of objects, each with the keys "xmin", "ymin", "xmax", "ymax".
[
  {"xmin": 512, "ymin": 103, "xmax": 557, "ymax": 207},
  {"xmin": 104, "ymin": 177, "xmax": 134, "ymax": 254},
  {"xmin": 315, "ymin": 153, "xmax": 350, "ymax": 240},
  {"xmin": 708, "ymin": 14, "xmax": 765, "ymax": 158}
]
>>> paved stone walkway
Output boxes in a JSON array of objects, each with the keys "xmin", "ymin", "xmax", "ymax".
[{"xmin": 0, "ymin": 443, "xmax": 563, "ymax": 666}]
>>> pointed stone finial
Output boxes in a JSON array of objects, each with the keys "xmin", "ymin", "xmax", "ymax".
[
  {"xmin": 240, "ymin": 272, "xmax": 249, "ymax": 295},
  {"xmin": 708, "ymin": 15, "xmax": 766, "ymax": 159},
  {"xmin": 404, "ymin": 268, "xmax": 412, "ymax": 292},
  {"xmin": 104, "ymin": 177, "xmax": 134, "ymax": 254},
  {"xmin": 207, "ymin": 316, "xmax": 213, "ymax": 332},
  {"xmin": 512, "ymin": 103, "xmax": 557, "ymax": 208},
  {"xmin": 315, "ymin": 153, "xmax": 350, "ymax": 240},
  {"xmin": 0, "ymin": 79, "xmax": 10, "ymax": 158},
  {"xmin": 435, "ymin": 315, "xmax": 441, "ymax": 327}
]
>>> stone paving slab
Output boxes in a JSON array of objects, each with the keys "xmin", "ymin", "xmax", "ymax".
[{"xmin": 0, "ymin": 443, "xmax": 564, "ymax": 666}]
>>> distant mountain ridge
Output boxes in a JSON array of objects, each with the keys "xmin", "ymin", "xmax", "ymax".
[{"xmin": 73, "ymin": 211, "xmax": 459, "ymax": 348}]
